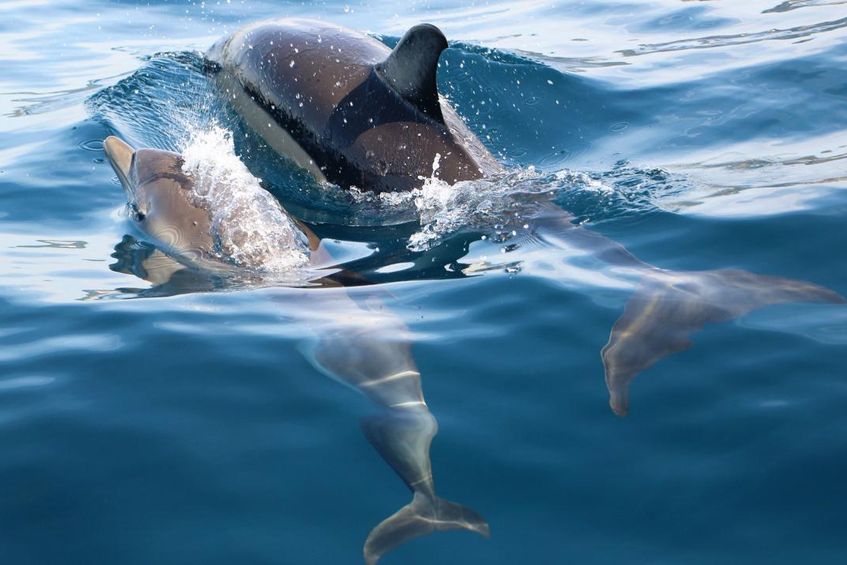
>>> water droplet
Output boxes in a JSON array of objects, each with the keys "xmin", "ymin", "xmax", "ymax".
[{"xmin": 80, "ymin": 139, "xmax": 104, "ymax": 152}]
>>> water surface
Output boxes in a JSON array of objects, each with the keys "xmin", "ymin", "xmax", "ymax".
[{"xmin": 2, "ymin": 1, "xmax": 847, "ymax": 563}]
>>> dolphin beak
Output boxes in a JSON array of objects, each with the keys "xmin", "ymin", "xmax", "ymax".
[{"xmin": 103, "ymin": 136, "xmax": 134, "ymax": 191}]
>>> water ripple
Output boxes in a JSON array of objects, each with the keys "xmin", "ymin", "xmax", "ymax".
[
  {"xmin": 763, "ymin": 0, "xmax": 847, "ymax": 14},
  {"xmin": 618, "ymin": 16, "xmax": 847, "ymax": 57},
  {"xmin": 0, "ymin": 375, "xmax": 55, "ymax": 392},
  {"xmin": 0, "ymin": 334, "xmax": 122, "ymax": 363}
]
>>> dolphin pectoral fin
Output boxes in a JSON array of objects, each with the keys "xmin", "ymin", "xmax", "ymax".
[
  {"xmin": 602, "ymin": 269, "xmax": 845, "ymax": 417},
  {"xmin": 363, "ymin": 492, "xmax": 490, "ymax": 565},
  {"xmin": 375, "ymin": 24, "xmax": 447, "ymax": 123}
]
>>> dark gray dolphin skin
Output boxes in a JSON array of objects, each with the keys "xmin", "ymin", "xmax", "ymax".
[
  {"xmin": 205, "ymin": 19, "xmax": 502, "ymax": 193},
  {"xmin": 103, "ymin": 135, "xmax": 488, "ymax": 565}
]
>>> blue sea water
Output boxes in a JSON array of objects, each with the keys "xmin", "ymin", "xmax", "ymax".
[{"xmin": 2, "ymin": 0, "xmax": 847, "ymax": 563}]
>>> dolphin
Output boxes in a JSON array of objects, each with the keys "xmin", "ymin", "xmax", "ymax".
[
  {"xmin": 103, "ymin": 135, "xmax": 489, "ymax": 564},
  {"xmin": 103, "ymin": 135, "xmax": 313, "ymax": 275},
  {"xmin": 205, "ymin": 19, "xmax": 502, "ymax": 193},
  {"xmin": 202, "ymin": 19, "xmax": 844, "ymax": 412}
]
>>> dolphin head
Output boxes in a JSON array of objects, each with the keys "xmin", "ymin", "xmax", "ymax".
[{"xmin": 104, "ymin": 136, "xmax": 214, "ymax": 261}]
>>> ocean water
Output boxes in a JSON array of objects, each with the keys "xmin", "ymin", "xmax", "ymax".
[{"xmin": 2, "ymin": 1, "xmax": 847, "ymax": 563}]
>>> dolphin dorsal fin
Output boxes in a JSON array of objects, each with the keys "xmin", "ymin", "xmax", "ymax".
[{"xmin": 376, "ymin": 23, "xmax": 448, "ymax": 123}]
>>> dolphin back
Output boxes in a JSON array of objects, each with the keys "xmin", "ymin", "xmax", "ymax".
[{"xmin": 205, "ymin": 19, "xmax": 501, "ymax": 193}]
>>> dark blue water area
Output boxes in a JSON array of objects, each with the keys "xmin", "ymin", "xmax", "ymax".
[{"xmin": 2, "ymin": 1, "xmax": 847, "ymax": 564}]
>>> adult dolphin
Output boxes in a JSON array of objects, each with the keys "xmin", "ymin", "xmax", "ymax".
[
  {"xmin": 205, "ymin": 19, "xmax": 502, "ymax": 193},
  {"xmin": 201, "ymin": 13, "xmax": 847, "ymax": 413},
  {"xmin": 102, "ymin": 136, "xmax": 489, "ymax": 565}
]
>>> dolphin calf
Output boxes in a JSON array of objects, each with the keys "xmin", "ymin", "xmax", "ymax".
[
  {"xmin": 205, "ymin": 19, "xmax": 502, "ymax": 192},
  {"xmin": 103, "ymin": 136, "xmax": 489, "ymax": 564},
  {"xmin": 103, "ymin": 135, "xmax": 312, "ymax": 274}
]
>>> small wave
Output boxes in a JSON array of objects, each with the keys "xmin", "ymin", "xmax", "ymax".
[
  {"xmin": 344, "ymin": 166, "xmax": 598, "ymax": 252},
  {"xmin": 618, "ymin": 15, "xmax": 847, "ymax": 57},
  {"xmin": 88, "ymin": 51, "xmax": 218, "ymax": 151},
  {"xmin": 763, "ymin": 0, "xmax": 847, "ymax": 14},
  {"xmin": 360, "ymin": 160, "xmax": 682, "ymax": 252},
  {"xmin": 180, "ymin": 126, "xmax": 310, "ymax": 273}
]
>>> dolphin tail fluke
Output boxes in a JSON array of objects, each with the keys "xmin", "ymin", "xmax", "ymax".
[
  {"xmin": 602, "ymin": 268, "xmax": 844, "ymax": 416},
  {"xmin": 363, "ymin": 491, "xmax": 490, "ymax": 565},
  {"xmin": 360, "ymin": 410, "xmax": 489, "ymax": 564}
]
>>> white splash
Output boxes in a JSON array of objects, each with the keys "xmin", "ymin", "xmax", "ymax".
[
  {"xmin": 406, "ymin": 167, "xmax": 603, "ymax": 251},
  {"xmin": 180, "ymin": 126, "xmax": 310, "ymax": 272},
  {"xmin": 345, "ymin": 163, "xmax": 606, "ymax": 251}
]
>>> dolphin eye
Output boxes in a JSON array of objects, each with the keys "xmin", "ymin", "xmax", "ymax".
[{"xmin": 130, "ymin": 202, "xmax": 146, "ymax": 222}]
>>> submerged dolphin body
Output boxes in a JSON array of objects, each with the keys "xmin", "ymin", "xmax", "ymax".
[
  {"xmin": 305, "ymin": 304, "xmax": 490, "ymax": 565},
  {"xmin": 201, "ymin": 16, "xmax": 846, "ymax": 414},
  {"xmin": 526, "ymin": 202, "xmax": 845, "ymax": 416},
  {"xmin": 205, "ymin": 19, "xmax": 502, "ymax": 193},
  {"xmin": 103, "ymin": 136, "xmax": 488, "ymax": 564}
]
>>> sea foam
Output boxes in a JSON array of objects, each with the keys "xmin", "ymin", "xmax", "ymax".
[{"xmin": 180, "ymin": 126, "xmax": 310, "ymax": 272}]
